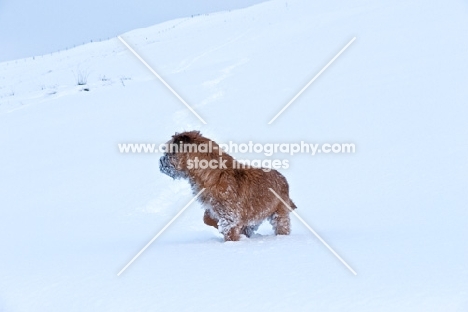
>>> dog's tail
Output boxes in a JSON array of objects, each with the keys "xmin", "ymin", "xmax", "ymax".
[{"xmin": 289, "ymin": 198, "xmax": 297, "ymax": 210}]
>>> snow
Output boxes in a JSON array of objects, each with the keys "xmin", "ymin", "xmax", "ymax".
[{"xmin": 1, "ymin": 0, "xmax": 468, "ymax": 311}]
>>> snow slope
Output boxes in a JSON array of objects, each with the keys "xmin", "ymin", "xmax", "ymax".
[{"xmin": 1, "ymin": 0, "xmax": 468, "ymax": 311}]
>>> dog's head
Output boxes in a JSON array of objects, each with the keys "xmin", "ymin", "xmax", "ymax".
[{"xmin": 159, "ymin": 131, "xmax": 204, "ymax": 179}]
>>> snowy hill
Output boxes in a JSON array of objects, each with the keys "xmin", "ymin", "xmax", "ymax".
[{"xmin": 1, "ymin": 0, "xmax": 468, "ymax": 311}]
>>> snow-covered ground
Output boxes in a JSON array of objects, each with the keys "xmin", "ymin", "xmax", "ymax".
[{"xmin": 1, "ymin": 0, "xmax": 468, "ymax": 311}]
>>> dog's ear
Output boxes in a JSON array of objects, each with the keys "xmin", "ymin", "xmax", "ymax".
[
  {"xmin": 172, "ymin": 130, "xmax": 202, "ymax": 144},
  {"xmin": 178, "ymin": 134, "xmax": 192, "ymax": 144},
  {"xmin": 183, "ymin": 130, "xmax": 202, "ymax": 139},
  {"xmin": 172, "ymin": 132, "xmax": 193, "ymax": 144}
]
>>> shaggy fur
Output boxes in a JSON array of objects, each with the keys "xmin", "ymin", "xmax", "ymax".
[{"xmin": 159, "ymin": 131, "xmax": 296, "ymax": 241}]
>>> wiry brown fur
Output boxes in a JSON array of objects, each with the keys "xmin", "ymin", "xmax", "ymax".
[{"xmin": 160, "ymin": 130, "xmax": 296, "ymax": 241}]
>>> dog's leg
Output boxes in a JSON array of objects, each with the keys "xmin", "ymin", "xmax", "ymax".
[
  {"xmin": 269, "ymin": 210, "xmax": 291, "ymax": 235},
  {"xmin": 241, "ymin": 223, "xmax": 261, "ymax": 238},
  {"xmin": 224, "ymin": 226, "xmax": 241, "ymax": 241},
  {"xmin": 218, "ymin": 218, "xmax": 242, "ymax": 241},
  {"xmin": 203, "ymin": 210, "xmax": 218, "ymax": 229}
]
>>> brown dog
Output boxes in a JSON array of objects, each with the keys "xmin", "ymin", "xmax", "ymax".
[{"xmin": 159, "ymin": 131, "xmax": 296, "ymax": 241}]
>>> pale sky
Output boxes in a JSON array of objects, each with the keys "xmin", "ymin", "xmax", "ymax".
[{"xmin": 0, "ymin": 0, "xmax": 268, "ymax": 62}]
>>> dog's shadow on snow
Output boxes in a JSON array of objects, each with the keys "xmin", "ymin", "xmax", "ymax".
[{"xmin": 167, "ymin": 229, "xmax": 290, "ymax": 246}]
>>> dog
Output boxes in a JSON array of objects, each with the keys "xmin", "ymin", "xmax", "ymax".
[{"xmin": 159, "ymin": 131, "xmax": 296, "ymax": 241}]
